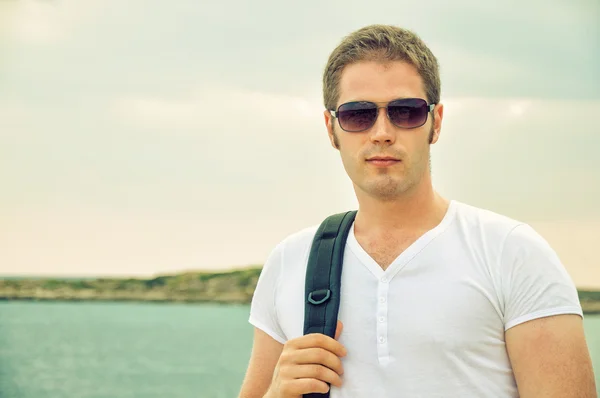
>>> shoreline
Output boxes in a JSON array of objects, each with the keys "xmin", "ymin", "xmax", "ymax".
[
  {"xmin": 1, "ymin": 268, "xmax": 599, "ymax": 314},
  {"xmin": 1, "ymin": 297, "xmax": 599, "ymax": 315}
]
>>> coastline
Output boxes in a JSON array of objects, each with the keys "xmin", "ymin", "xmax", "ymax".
[{"xmin": 1, "ymin": 268, "xmax": 600, "ymax": 314}]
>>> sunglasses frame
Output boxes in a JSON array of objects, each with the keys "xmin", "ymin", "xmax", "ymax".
[{"xmin": 329, "ymin": 98, "xmax": 436, "ymax": 132}]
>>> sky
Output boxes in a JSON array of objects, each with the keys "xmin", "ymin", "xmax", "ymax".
[{"xmin": 1, "ymin": 0, "xmax": 599, "ymax": 288}]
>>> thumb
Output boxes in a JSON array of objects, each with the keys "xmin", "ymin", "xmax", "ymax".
[{"xmin": 334, "ymin": 320, "xmax": 343, "ymax": 340}]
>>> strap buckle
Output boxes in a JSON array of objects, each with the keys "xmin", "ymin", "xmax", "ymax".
[{"xmin": 308, "ymin": 289, "xmax": 331, "ymax": 305}]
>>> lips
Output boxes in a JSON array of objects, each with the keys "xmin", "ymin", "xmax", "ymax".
[
  {"xmin": 367, "ymin": 157, "xmax": 400, "ymax": 161},
  {"xmin": 366, "ymin": 157, "xmax": 401, "ymax": 167}
]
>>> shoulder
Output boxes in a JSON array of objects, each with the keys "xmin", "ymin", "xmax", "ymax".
[
  {"xmin": 451, "ymin": 201, "xmax": 528, "ymax": 245},
  {"xmin": 275, "ymin": 224, "xmax": 320, "ymax": 258},
  {"xmin": 452, "ymin": 201, "xmax": 561, "ymax": 270},
  {"xmin": 259, "ymin": 223, "xmax": 320, "ymax": 277},
  {"xmin": 453, "ymin": 200, "xmax": 524, "ymax": 231},
  {"xmin": 448, "ymin": 201, "xmax": 550, "ymax": 274}
]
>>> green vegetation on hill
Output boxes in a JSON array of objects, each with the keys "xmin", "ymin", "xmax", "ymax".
[
  {"xmin": 579, "ymin": 290, "xmax": 600, "ymax": 314},
  {"xmin": 0, "ymin": 267, "xmax": 263, "ymax": 304},
  {"xmin": 1, "ymin": 267, "xmax": 599, "ymax": 314}
]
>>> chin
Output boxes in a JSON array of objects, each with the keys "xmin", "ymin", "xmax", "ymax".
[{"xmin": 363, "ymin": 179, "xmax": 410, "ymax": 199}]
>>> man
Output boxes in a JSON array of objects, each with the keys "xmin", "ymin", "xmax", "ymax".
[{"xmin": 238, "ymin": 24, "xmax": 597, "ymax": 397}]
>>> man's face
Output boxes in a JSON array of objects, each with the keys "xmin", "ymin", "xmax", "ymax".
[{"xmin": 324, "ymin": 60, "xmax": 443, "ymax": 202}]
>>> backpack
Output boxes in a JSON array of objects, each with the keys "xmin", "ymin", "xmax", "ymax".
[{"xmin": 303, "ymin": 210, "xmax": 357, "ymax": 398}]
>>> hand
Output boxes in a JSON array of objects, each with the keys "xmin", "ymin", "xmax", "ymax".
[{"xmin": 266, "ymin": 321, "xmax": 346, "ymax": 398}]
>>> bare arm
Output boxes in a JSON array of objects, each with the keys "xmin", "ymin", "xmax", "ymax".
[
  {"xmin": 239, "ymin": 321, "xmax": 346, "ymax": 398},
  {"xmin": 238, "ymin": 328, "xmax": 284, "ymax": 398},
  {"xmin": 506, "ymin": 314, "xmax": 597, "ymax": 398}
]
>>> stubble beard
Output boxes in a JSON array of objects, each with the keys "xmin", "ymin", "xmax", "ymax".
[{"xmin": 333, "ymin": 125, "xmax": 433, "ymax": 201}]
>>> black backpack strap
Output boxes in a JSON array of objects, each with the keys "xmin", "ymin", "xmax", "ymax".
[{"xmin": 303, "ymin": 210, "xmax": 357, "ymax": 398}]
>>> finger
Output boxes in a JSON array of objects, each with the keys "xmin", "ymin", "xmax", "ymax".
[
  {"xmin": 292, "ymin": 347, "xmax": 344, "ymax": 375},
  {"xmin": 335, "ymin": 320, "xmax": 343, "ymax": 340},
  {"xmin": 283, "ymin": 378, "xmax": 330, "ymax": 395},
  {"xmin": 291, "ymin": 333, "xmax": 347, "ymax": 358},
  {"xmin": 286, "ymin": 364, "xmax": 343, "ymax": 388}
]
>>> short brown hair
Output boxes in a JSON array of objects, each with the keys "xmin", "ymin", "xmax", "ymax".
[{"xmin": 323, "ymin": 24, "xmax": 441, "ymax": 111}]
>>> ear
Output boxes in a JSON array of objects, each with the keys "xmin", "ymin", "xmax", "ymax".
[
  {"xmin": 430, "ymin": 103, "xmax": 444, "ymax": 144},
  {"xmin": 324, "ymin": 109, "xmax": 339, "ymax": 149}
]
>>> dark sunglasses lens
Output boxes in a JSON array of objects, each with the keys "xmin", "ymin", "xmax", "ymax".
[
  {"xmin": 388, "ymin": 99, "xmax": 429, "ymax": 128},
  {"xmin": 337, "ymin": 102, "xmax": 377, "ymax": 132}
]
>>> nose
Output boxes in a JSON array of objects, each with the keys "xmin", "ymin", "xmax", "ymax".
[{"xmin": 369, "ymin": 107, "xmax": 396, "ymax": 145}]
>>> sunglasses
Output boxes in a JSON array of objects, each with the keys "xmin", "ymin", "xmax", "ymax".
[{"xmin": 330, "ymin": 98, "xmax": 436, "ymax": 132}]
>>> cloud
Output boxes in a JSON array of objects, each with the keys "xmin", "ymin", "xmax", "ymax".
[
  {"xmin": 3, "ymin": 0, "xmax": 109, "ymax": 45},
  {"xmin": 109, "ymin": 87, "xmax": 335, "ymax": 201},
  {"xmin": 113, "ymin": 86, "xmax": 324, "ymax": 133},
  {"xmin": 0, "ymin": 205, "xmax": 292, "ymax": 277},
  {"xmin": 0, "ymin": 101, "xmax": 29, "ymax": 137},
  {"xmin": 1, "ymin": 0, "xmax": 597, "ymax": 116},
  {"xmin": 507, "ymin": 101, "xmax": 532, "ymax": 118},
  {"xmin": 433, "ymin": 98, "xmax": 600, "ymax": 220},
  {"xmin": 4, "ymin": 0, "xmax": 68, "ymax": 45},
  {"xmin": 108, "ymin": 89, "xmax": 600, "ymax": 222}
]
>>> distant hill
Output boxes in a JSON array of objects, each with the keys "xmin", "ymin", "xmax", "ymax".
[
  {"xmin": 0, "ymin": 267, "xmax": 263, "ymax": 304},
  {"xmin": 1, "ymin": 267, "xmax": 599, "ymax": 314}
]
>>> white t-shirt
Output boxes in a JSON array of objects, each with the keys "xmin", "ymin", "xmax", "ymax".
[{"xmin": 248, "ymin": 200, "xmax": 583, "ymax": 397}]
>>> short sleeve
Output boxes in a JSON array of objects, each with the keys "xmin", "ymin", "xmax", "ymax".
[
  {"xmin": 248, "ymin": 241, "xmax": 287, "ymax": 344},
  {"xmin": 500, "ymin": 224, "xmax": 583, "ymax": 331}
]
